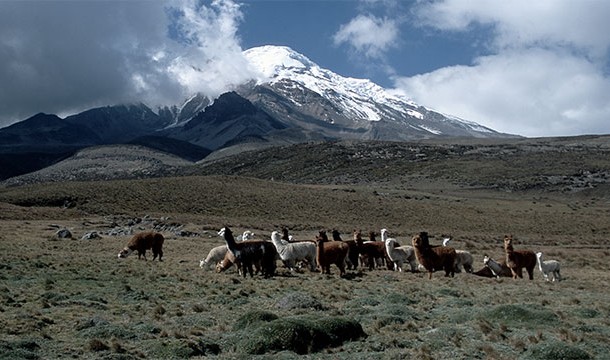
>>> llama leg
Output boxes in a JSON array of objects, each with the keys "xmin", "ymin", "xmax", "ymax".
[
  {"xmin": 527, "ymin": 266, "xmax": 534, "ymax": 280},
  {"xmin": 555, "ymin": 270, "xmax": 562, "ymax": 282}
]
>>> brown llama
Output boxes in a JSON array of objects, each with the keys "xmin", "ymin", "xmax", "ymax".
[
  {"xmin": 357, "ymin": 230, "xmax": 392, "ymax": 270},
  {"xmin": 315, "ymin": 231, "xmax": 349, "ymax": 276},
  {"xmin": 503, "ymin": 235, "xmax": 536, "ymax": 280},
  {"xmin": 118, "ymin": 231, "xmax": 164, "ymax": 261},
  {"xmin": 412, "ymin": 231, "xmax": 456, "ymax": 279}
]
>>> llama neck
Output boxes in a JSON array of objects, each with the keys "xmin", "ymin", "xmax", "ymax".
[
  {"xmin": 488, "ymin": 259, "xmax": 501, "ymax": 274},
  {"xmin": 224, "ymin": 232, "xmax": 238, "ymax": 253},
  {"xmin": 316, "ymin": 241, "xmax": 325, "ymax": 256},
  {"xmin": 271, "ymin": 233, "xmax": 284, "ymax": 248},
  {"xmin": 385, "ymin": 238, "xmax": 394, "ymax": 250},
  {"xmin": 380, "ymin": 231, "xmax": 388, "ymax": 243}
]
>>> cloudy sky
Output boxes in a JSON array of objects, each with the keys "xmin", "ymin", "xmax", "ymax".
[{"xmin": 1, "ymin": 0, "xmax": 609, "ymax": 137}]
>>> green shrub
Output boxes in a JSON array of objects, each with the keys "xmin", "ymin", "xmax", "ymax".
[
  {"xmin": 274, "ymin": 292, "xmax": 325, "ymax": 311},
  {"xmin": 575, "ymin": 308, "xmax": 599, "ymax": 319},
  {"xmin": 237, "ymin": 315, "xmax": 366, "ymax": 355},
  {"xmin": 520, "ymin": 341, "xmax": 591, "ymax": 360},
  {"xmin": 371, "ymin": 315, "xmax": 405, "ymax": 330},
  {"xmin": 233, "ymin": 310, "xmax": 279, "ymax": 331},
  {"xmin": 0, "ymin": 339, "xmax": 40, "ymax": 360},
  {"xmin": 385, "ymin": 292, "xmax": 416, "ymax": 305},
  {"xmin": 483, "ymin": 304, "xmax": 558, "ymax": 327}
]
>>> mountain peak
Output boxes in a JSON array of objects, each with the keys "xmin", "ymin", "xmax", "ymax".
[
  {"xmin": 244, "ymin": 45, "xmax": 317, "ymax": 80},
  {"xmin": 243, "ymin": 45, "xmax": 421, "ymax": 123}
]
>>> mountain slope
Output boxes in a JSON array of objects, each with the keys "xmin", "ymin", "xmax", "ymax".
[
  {"xmin": 239, "ymin": 45, "xmax": 506, "ymax": 140},
  {"xmin": 65, "ymin": 103, "xmax": 170, "ymax": 144},
  {"xmin": 0, "ymin": 113, "xmax": 101, "ymax": 148},
  {"xmin": 2, "ymin": 144, "xmax": 193, "ymax": 187},
  {"xmin": 163, "ymin": 91, "xmax": 286, "ymax": 150}
]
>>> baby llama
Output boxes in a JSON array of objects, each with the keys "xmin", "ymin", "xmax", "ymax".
[
  {"xmin": 381, "ymin": 228, "xmax": 417, "ymax": 272},
  {"xmin": 536, "ymin": 252, "xmax": 562, "ymax": 282}
]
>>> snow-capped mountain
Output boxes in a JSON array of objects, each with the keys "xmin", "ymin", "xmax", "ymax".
[
  {"xmin": 0, "ymin": 44, "xmax": 516, "ymax": 181},
  {"xmin": 239, "ymin": 45, "xmax": 503, "ymax": 140}
]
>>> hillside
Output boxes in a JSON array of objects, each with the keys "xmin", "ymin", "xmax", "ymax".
[
  {"xmin": 4, "ymin": 136, "xmax": 609, "ymax": 198},
  {"xmin": 0, "ymin": 136, "xmax": 609, "ymax": 359}
]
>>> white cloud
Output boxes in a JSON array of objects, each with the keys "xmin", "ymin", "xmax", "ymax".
[
  {"xmin": 394, "ymin": 49, "xmax": 610, "ymax": 137},
  {"xmin": 333, "ymin": 14, "xmax": 398, "ymax": 59},
  {"xmin": 166, "ymin": 0, "xmax": 255, "ymax": 98},
  {"xmin": 0, "ymin": 0, "xmax": 254, "ymax": 127},
  {"xmin": 393, "ymin": 0, "xmax": 610, "ymax": 137},
  {"xmin": 414, "ymin": 0, "xmax": 610, "ymax": 58}
]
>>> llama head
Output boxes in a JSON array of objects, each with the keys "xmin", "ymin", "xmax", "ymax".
[
  {"xmin": 331, "ymin": 229, "xmax": 341, "ymax": 241},
  {"xmin": 215, "ymin": 261, "xmax": 227, "ymax": 273},
  {"xmin": 352, "ymin": 229, "xmax": 362, "ymax": 241},
  {"xmin": 419, "ymin": 232, "xmax": 429, "ymax": 246},
  {"xmin": 483, "ymin": 254, "xmax": 490, "ymax": 265},
  {"xmin": 271, "ymin": 231, "xmax": 282, "ymax": 243},
  {"xmin": 281, "ymin": 228, "xmax": 290, "ymax": 241},
  {"xmin": 199, "ymin": 259, "xmax": 206, "ymax": 268},
  {"xmin": 503, "ymin": 234, "xmax": 513, "ymax": 246},
  {"xmin": 118, "ymin": 247, "xmax": 133, "ymax": 259},
  {"xmin": 315, "ymin": 232, "xmax": 327, "ymax": 245},
  {"xmin": 411, "ymin": 233, "xmax": 422, "ymax": 247},
  {"xmin": 536, "ymin": 252, "xmax": 543, "ymax": 259},
  {"xmin": 380, "ymin": 228, "xmax": 388, "ymax": 237},
  {"xmin": 219, "ymin": 226, "xmax": 233, "ymax": 239},
  {"xmin": 369, "ymin": 231, "xmax": 377, "ymax": 241},
  {"xmin": 317, "ymin": 230, "xmax": 328, "ymax": 242},
  {"xmin": 442, "ymin": 237, "xmax": 452, "ymax": 247},
  {"xmin": 242, "ymin": 230, "xmax": 254, "ymax": 241}
]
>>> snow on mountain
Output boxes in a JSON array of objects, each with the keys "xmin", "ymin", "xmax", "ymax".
[
  {"xmin": 242, "ymin": 45, "xmax": 498, "ymax": 136},
  {"xmin": 244, "ymin": 45, "xmax": 423, "ymax": 123},
  {"xmin": 161, "ymin": 93, "xmax": 211, "ymax": 129}
]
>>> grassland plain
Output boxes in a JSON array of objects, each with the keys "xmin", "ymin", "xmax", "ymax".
[{"xmin": 1, "ymin": 138, "xmax": 609, "ymax": 359}]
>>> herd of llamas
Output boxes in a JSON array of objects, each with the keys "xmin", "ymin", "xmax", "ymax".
[{"xmin": 118, "ymin": 228, "xmax": 562, "ymax": 282}]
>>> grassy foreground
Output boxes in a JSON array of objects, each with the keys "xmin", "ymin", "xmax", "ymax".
[{"xmin": 0, "ymin": 175, "xmax": 609, "ymax": 359}]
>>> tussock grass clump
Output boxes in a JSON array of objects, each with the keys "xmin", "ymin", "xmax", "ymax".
[
  {"xmin": 574, "ymin": 307, "xmax": 599, "ymax": 319},
  {"xmin": 236, "ymin": 314, "xmax": 366, "ymax": 355},
  {"xmin": 520, "ymin": 341, "xmax": 592, "ymax": 360},
  {"xmin": 274, "ymin": 291, "xmax": 325, "ymax": 311},
  {"xmin": 0, "ymin": 339, "xmax": 40, "ymax": 359},
  {"xmin": 86, "ymin": 338, "xmax": 109, "ymax": 352},
  {"xmin": 483, "ymin": 304, "xmax": 558, "ymax": 327},
  {"xmin": 385, "ymin": 292, "xmax": 416, "ymax": 305},
  {"xmin": 233, "ymin": 310, "xmax": 279, "ymax": 330},
  {"xmin": 147, "ymin": 338, "xmax": 220, "ymax": 359},
  {"xmin": 371, "ymin": 315, "xmax": 405, "ymax": 330}
]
